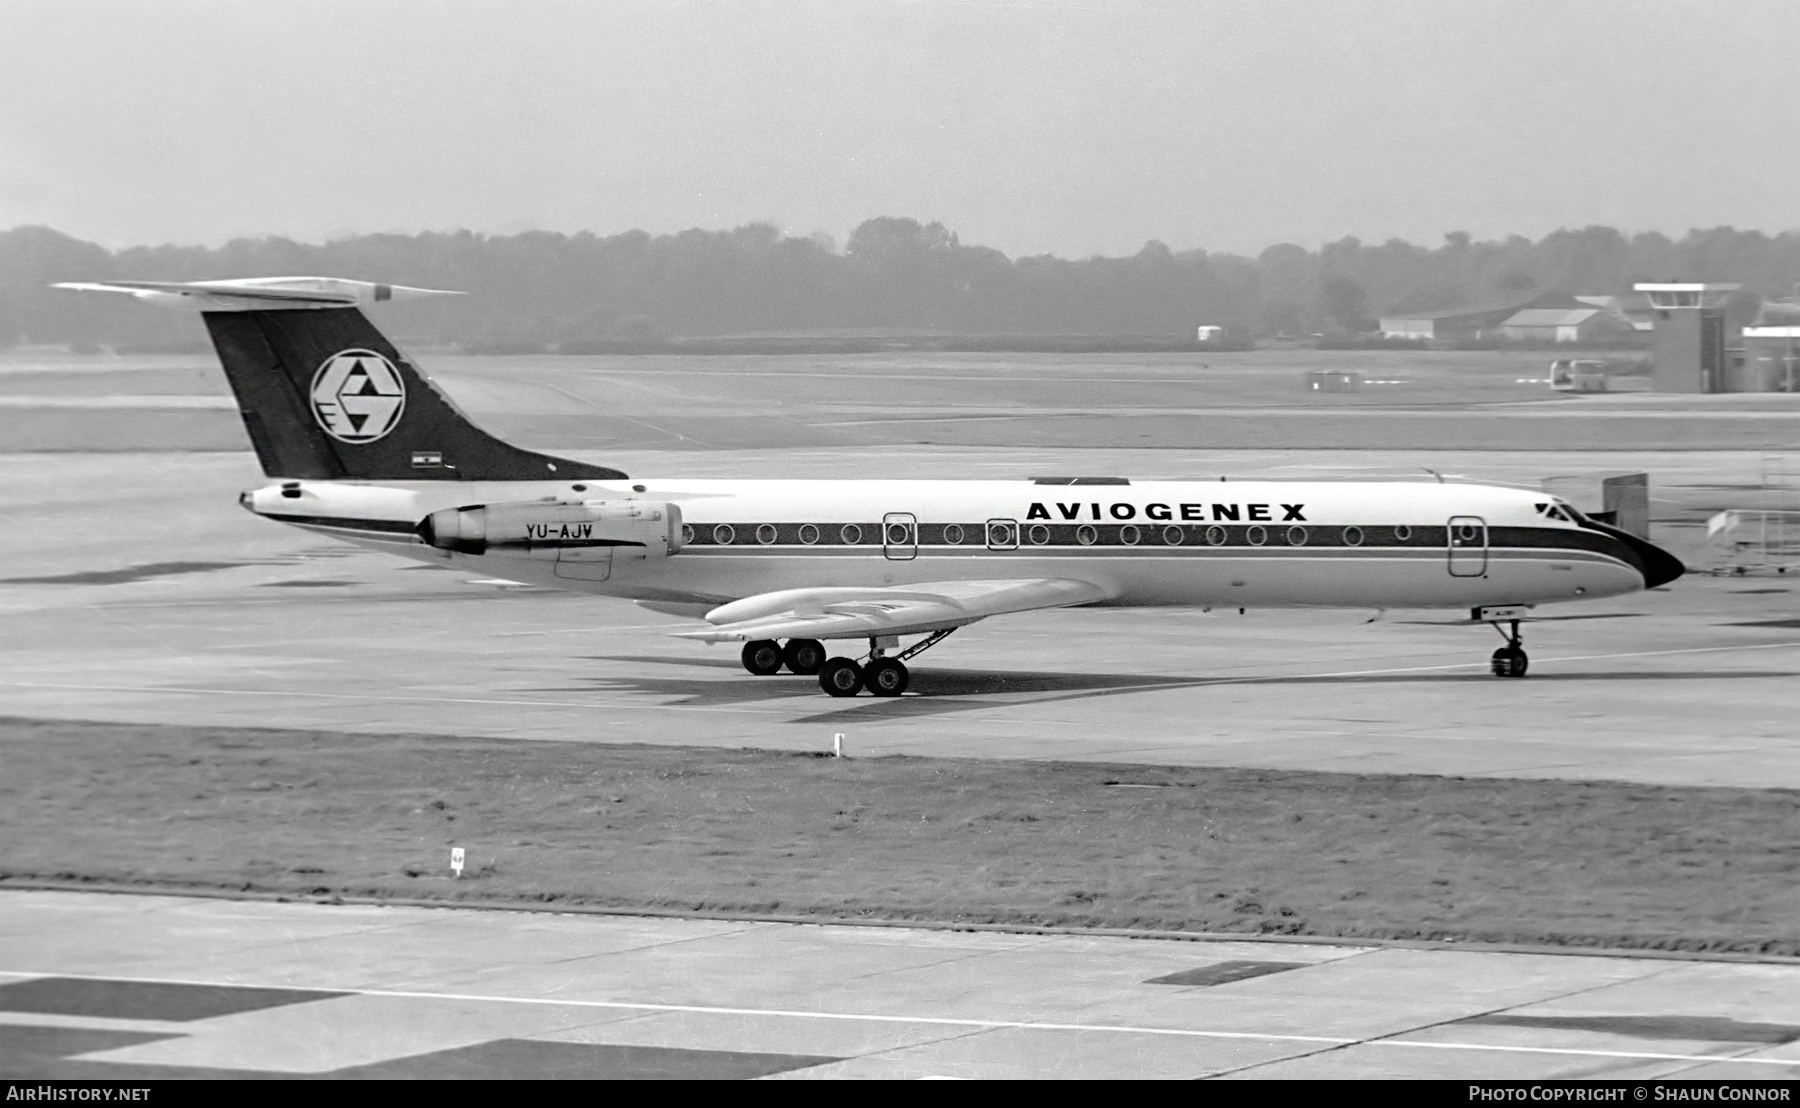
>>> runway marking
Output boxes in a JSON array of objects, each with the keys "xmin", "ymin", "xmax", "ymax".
[
  {"xmin": 1, "ymin": 970, "xmax": 1795, "ymax": 1068},
  {"xmin": 816, "ymin": 408, "xmax": 1800, "ymax": 425},
  {"xmin": 1, "ymin": 642, "xmax": 1794, "ymax": 724}
]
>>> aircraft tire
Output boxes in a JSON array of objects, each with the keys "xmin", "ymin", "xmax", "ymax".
[
  {"xmin": 819, "ymin": 657, "xmax": 864, "ymax": 697},
  {"xmin": 865, "ymin": 658, "xmax": 909, "ymax": 697},
  {"xmin": 782, "ymin": 638, "xmax": 826, "ymax": 675},
  {"xmin": 741, "ymin": 639, "xmax": 785, "ymax": 676},
  {"xmin": 1490, "ymin": 647, "xmax": 1529, "ymax": 678}
]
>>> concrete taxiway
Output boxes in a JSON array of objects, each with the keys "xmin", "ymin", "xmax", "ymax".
[
  {"xmin": 3, "ymin": 891, "xmax": 1797, "ymax": 1080},
  {"xmin": 3, "ymin": 350, "xmax": 1796, "ymax": 1079}
]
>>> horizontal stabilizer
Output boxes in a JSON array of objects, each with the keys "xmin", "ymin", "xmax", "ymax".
[
  {"xmin": 676, "ymin": 578, "xmax": 1113, "ymax": 642},
  {"xmin": 54, "ymin": 276, "xmax": 461, "ymax": 312}
]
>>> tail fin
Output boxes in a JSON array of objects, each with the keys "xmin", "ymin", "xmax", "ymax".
[
  {"xmin": 203, "ymin": 308, "xmax": 624, "ymax": 481},
  {"xmin": 55, "ymin": 276, "xmax": 624, "ymax": 482}
]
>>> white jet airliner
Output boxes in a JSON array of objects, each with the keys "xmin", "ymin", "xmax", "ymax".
[{"xmin": 60, "ymin": 277, "xmax": 1684, "ymax": 697}]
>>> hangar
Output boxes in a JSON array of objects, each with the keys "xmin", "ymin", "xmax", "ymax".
[
  {"xmin": 1377, "ymin": 303, "xmax": 1523, "ymax": 342},
  {"xmin": 1499, "ymin": 307, "xmax": 1630, "ymax": 344}
]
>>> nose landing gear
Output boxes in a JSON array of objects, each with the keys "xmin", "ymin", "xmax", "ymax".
[{"xmin": 1488, "ymin": 619, "xmax": 1529, "ymax": 678}]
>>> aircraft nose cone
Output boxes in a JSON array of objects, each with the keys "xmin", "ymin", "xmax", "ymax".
[
  {"xmin": 1631, "ymin": 534, "xmax": 1686, "ymax": 589},
  {"xmin": 1579, "ymin": 518, "xmax": 1686, "ymax": 590}
]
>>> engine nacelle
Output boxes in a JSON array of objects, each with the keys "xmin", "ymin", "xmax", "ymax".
[{"xmin": 420, "ymin": 499, "xmax": 684, "ymax": 559}]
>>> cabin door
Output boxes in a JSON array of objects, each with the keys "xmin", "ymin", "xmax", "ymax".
[
  {"xmin": 883, "ymin": 512, "xmax": 918, "ymax": 561},
  {"xmin": 1446, "ymin": 515, "xmax": 1488, "ymax": 577}
]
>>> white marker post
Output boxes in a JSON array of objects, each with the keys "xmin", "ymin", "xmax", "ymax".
[
  {"xmin": 450, "ymin": 847, "xmax": 465, "ymax": 878},
  {"xmin": 833, "ymin": 733, "xmax": 844, "ymax": 758}
]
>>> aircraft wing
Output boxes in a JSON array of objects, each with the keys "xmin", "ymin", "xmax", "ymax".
[{"xmin": 674, "ymin": 578, "xmax": 1114, "ymax": 643}]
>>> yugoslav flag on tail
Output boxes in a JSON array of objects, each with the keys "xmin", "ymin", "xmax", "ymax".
[{"xmin": 56, "ymin": 277, "xmax": 627, "ymax": 483}]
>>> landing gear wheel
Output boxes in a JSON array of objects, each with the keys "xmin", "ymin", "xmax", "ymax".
[
  {"xmin": 819, "ymin": 657, "xmax": 865, "ymax": 697},
  {"xmin": 1490, "ymin": 646, "xmax": 1529, "ymax": 678},
  {"xmin": 864, "ymin": 658, "xmax": 909, "ymax": 697},
  {"xmin": 741, "ymin": 639, "xmax": 784, "ymax": 676},
  {"xmin": 782, "ymin": 638, "xmax": 826, "ymax": 675}
]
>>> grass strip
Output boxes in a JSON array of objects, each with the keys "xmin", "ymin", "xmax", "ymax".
[{"xmin": 2, "ymin": 716, "xmax": 1795, "ymax": 954}]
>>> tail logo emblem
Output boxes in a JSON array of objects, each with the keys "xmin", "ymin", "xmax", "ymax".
[{"xmin": 311, "ymin": 349, "xmax": 406, "ymax": 443}]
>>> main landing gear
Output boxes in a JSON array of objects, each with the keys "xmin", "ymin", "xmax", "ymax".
[
  {"xmin": 740, "ymin": 638, "xmax": 825, "ymax": 676},
  {"xmin": 1488, "ymin": 619, "xmax": 1529, "ymax": 678},
  {"xmin": 820, "ymin": 629, "xmax": 957, "ymax": 698},
  {"xmin": 740, "ymin": 630, "xmax": 957, "ymax": 697}
]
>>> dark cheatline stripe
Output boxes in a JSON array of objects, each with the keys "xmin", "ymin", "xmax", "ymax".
[{"xmin": 677, "ymin": 521, "xmax": 1627, "ymax": 558}]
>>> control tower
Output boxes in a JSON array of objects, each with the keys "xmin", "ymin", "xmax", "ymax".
[{"xmin": 1635, "ymin": 283, "xmax": 1740, "ymax": 393}]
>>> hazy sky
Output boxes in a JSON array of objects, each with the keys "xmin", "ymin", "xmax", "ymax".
[{"xmin": 2, "ymin": 0, "xmax": 1795, "ymax": 258}]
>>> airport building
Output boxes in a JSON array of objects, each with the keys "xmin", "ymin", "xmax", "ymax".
[
  {"xmin": 1574, "ymin": 293, "xmax": 1657, "ymax": 333},
  {"xmin": 1741, "ymin": 325, "xmax": 1799, "ymax": 392},
  {"xmin": 1499, "ymin": 307, "xmax": 1630, "ymax": 344},
  {"xmin": 1381, "ymin": 293, "xmax": 1636, "ymax": 344},
  {"xmin": 1636, "ymin": 282, "xmax": 1738, "ymax": 393},
  {"xmin": 1377, "ymin": 303, "xmax": 1524, "ymax": 342}
]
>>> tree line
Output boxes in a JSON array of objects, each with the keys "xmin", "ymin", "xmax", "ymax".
[{"xmin": 2, "ymin": 220, "xmax": 1794, "ymax": 351}]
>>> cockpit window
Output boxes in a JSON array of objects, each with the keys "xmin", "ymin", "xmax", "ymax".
[{"xmin": 1534, "ymin": 501, "xmax": 1575, "ymax": 523}]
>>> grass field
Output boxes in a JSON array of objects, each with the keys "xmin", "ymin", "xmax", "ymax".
[{"xmin": 4, "ymin": 717, "xmax": 1795, "ymax": 955}]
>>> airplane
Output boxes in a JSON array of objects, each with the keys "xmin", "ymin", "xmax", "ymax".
[{"xmin": 59, "ymin": 276, "xmax": 1685, "ymax": 697}]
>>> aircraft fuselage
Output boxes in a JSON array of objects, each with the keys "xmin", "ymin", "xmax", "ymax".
[{"xmin": 243, "ymin": 476, "xmax": 1668, "ymax": 615}]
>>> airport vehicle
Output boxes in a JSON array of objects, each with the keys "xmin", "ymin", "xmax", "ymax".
[
  {"xmin": 1549, "ymin": 358, "xmax": 1612, "ymax": 392},
  {"xmin": 61, "ymin": 277, "xmax": 1685, "ymax": 695}
]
